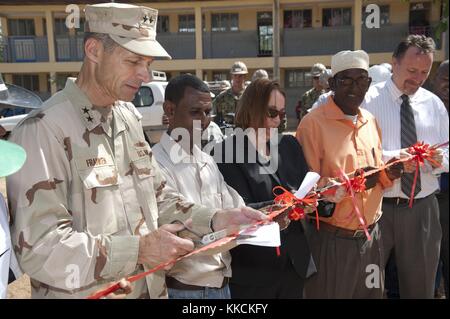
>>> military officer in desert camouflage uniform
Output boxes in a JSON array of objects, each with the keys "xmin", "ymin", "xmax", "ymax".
[
  {"xmin": 213, "ymin": 61, "xmax": 248, "ymax": 126},
  {"xmin": 296, "ymin": 63, "xmax": 326, "ymax": 121},
  {"xmin": 6, "ymin": 2, "xmax": 265, "ymax": 299}
]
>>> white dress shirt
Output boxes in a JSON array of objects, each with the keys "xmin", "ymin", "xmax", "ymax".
[
  {"xmin": 363, "ymin": 77, "xmax": 449, "ymax": 199},
  {"xmin": 153, "ymin": 132, "xmax": 245, "ymax": 287}
]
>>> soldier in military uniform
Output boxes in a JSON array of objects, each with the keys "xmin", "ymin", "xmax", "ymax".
[
  {"xmin": 6, "ymin": 3, "xmax": 265, "ymax": 299},
  {"xmin": 213, "ymin": 61, "xmax": 248, "ymax": 126},
  {"xmin": 296, "ymin": 63, "xmax": 326, "ymax": 121}
]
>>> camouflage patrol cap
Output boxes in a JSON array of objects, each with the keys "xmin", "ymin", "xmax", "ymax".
[
  {"xmin": 84, "ymin": 2, "xmax": 171, "ymax": 59},
  {"xmin": 230, "ymin": 61, "xmax": 248, "ymax": 75},
  {"xmin": 311, "ymin": 63, "xmax": 326, "ymax": 77}
]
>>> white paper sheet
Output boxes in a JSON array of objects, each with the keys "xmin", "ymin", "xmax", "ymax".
[
  {"xmin": 236, "ymin": 222, "xmax": 281, "ymax": 247},
  {"xmin": 294, "ymin": 171, "xmax": 321, "ymax": 199}
]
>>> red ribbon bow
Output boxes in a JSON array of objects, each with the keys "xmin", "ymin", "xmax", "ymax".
[
  {"xmin": 406, "ymin": 142, "xmax": 442, "ymax": 208},
  {"xmin": 272, "ymin": 186, "xmax": 320, "ymax": 230}
]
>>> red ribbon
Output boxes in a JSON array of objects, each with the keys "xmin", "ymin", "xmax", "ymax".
[
  {"xmin": 338, "ymin": 169, "xmax": 372, "ymax": 241},
  {"xmin": 88, "ymin": 141, "xmax": 448, "ymax": 299},
  {"xmin": 406, "ymin": 142, "xmax": 441, "ymax": 208},
  {"xmin": 273, "ymin": 186, "xmax": 320, "ymax": 230}
]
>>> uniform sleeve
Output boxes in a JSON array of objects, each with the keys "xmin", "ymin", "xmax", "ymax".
[
  {"xmin": 150, "ymin": 156, "xmax": 218, "ymax": 235},
  {"xmin": 212, "ymin": 93, "xmax": 225, "ymax": 124},
  {"xmin": 7, "ymin": 118, "xmax": 139, "ymax": 290}
]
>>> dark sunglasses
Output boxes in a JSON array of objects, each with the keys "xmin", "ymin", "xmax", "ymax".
[
  {"xmin": 336, "ymin": 76, "xmax": 371, "ymax": 89},
  {"xmin": 267, "ymin": 108, "xmax": 286, "ymax": 119}
]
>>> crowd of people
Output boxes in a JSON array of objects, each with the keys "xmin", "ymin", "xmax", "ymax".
[{"xmin": 0, "ymin": 2, "xmax": 448, "ymax": 299}]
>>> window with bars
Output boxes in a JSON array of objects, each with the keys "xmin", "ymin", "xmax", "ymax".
[
  {"xmin": 284, "ymin": 10, "xmax": 312, "ymax": 28},
  {"xmin": 157, "ymin": 15, "xmax": 170, "ymax": 33},
  {"xmin": 7, "ymin": 19, "xmax": 35, "ymax": 36},
  {"xmin": 322, "ymin": 8, "xmax": 352, "ymax": 27},
  {"xmin": 362, "ymin": 5, "xmax": 390, "ymax": 26},
  {"xmin": 178, "ymin": 14, "xmax": 195, "ymax": 33},
  {"xmin": 211, "ymin": 13, "xmax": 239, "ymax": 32},
  {"xmin": 285, "ymin": 69, "xmax": 313, "ymax": 88},
  {"xmin": 12, "ymin": 74, "xmax": 40, "ymax": 92}
]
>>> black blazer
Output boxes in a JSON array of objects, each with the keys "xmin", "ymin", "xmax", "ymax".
[{"xmin": 216, "ymin": 133, "xmax": 312, "ymax": 286}]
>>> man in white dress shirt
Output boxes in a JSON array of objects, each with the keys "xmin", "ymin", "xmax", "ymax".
[
  {"xmin": 153, "ymin": 74, "xmax": 246, "ymax": 299},
  {"xmin": 364, "ymin": 35, "xmax": 449, "ymax": 298}
]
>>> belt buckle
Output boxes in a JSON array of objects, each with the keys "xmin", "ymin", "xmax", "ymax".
[
  {"xmin": 396, "ymin": 197, "xmax": 400, "ymax": 205},
  {"xmin": 353, "ymin": 229, "xmax": 364, "ymax": 238}
]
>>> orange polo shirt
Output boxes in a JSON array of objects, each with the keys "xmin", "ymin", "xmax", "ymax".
[{"xmin": 296, "ymin": 96, "xmax": 392, "ymax": 230}]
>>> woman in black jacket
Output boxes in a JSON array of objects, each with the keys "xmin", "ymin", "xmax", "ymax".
[{"xmin": 215, "ymin": 79, "xmax": 314, "ymax": 299}]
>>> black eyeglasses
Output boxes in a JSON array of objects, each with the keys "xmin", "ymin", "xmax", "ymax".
[
  {"xmin": 336, "ymin": 76, "xmax": 371, "ymax": 89},
  {"xmin": 267, "ymin": 108, "xmax": 286, "ymax": 119}
]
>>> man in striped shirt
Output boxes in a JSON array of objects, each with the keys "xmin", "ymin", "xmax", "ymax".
[{"xmin": 364, "ymin": 35, "xmax": 449, "ymax": 299}]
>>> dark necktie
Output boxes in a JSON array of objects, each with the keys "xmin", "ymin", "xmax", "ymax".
[{"xmin": 400, "ymin": 94, "xmax": 421, "ymax": 197}]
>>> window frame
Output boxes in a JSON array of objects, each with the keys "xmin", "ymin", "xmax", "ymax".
[
  {"xmin": 283, "ymin": 9, "xmax": 313, "ymax": 29},
  {"xmin": 178, "ymin": 14, "xmax": 195, "ymax": 33},
  {"xmin": 322, "ymin": 7, "xmax": 352, "ymax": 27}
]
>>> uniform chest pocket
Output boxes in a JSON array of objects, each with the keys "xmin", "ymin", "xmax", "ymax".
[
  {"xmin": 76, "ymin": 165, "xmax": 120, "ymax": 189},
  {"xmin": 131, "ymin": 155, "xmax": 155, "ymax": 180},
  {"xmin": 74, "ymin": 155, "xmax": 120, "ymax": 189},
  {"xmin": 73, "ymin": 155, "xmax": 125, "ymax": 235}
]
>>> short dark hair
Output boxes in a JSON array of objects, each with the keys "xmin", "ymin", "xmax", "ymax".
[
  {"xmin": 165, "ymin": 74, "xmax": 210, "ymax": 105},
  {"xmin": 393, "ymin": 34, "xmax": 435, "ymax": 60}
]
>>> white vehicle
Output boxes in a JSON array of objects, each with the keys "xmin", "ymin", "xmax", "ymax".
[{"xmin": 132, "ymin": 79, "xmax": 168, "ymax": 144}]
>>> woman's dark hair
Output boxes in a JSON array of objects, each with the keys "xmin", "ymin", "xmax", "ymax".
[{"xmin": 235, "ymin": 79, "xmax": 285, "ymax": 129}]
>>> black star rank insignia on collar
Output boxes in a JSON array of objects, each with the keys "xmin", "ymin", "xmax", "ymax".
[
  {"xmin": 82, "ymin": 107, "xmax": 90, "ymax": 114},
  {"xmin": 86, "ymin": 115, "xmax": 93, "ymax": 122}
]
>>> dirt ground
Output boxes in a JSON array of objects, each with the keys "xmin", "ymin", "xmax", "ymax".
[{"xmin": 1, "ymin": 177, "xmax": 31, "ymax": 298}]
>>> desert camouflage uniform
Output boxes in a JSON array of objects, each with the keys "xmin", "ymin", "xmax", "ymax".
[
  {"xmin": 7, "ymin": 78, "xmax": 216, "ymax": 299},
  {"xmin": 213, "ymin": 88, "xmax": 245, "ymax": 125},
  {"xmin": 299, "ymin": 88, "xmax": 324, "ymax": 120}
]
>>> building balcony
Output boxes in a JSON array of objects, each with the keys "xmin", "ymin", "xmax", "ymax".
[
  {"xmin": 55, "ymin": 35, "xmax": 84, "ymax": 62},
  {"xmin": 157, "ymin": 32, "xmax": 196, "ymax": 59},
  {"xmin": 362, "ymin": 24, "xmax": 409, "ymax": 53},
  {"xmin": 203, "ymin": 31, "xmax": 259, "ymax": 59},
  {"xmin": 283, "ymin": 26, "xmax": 354, "ymax": 56},
  {"xmin": 0, "ymin": 36, "xmax": 49, "ymax": 63}
]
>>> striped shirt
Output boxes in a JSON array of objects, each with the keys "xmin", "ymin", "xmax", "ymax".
[{"xmin": 363, "ymin": 78, "xmax": 449, "ymax": 199}]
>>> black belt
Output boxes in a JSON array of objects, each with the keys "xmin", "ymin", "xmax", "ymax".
[
  {"xmin": 166, "ymin": 276, "xmax": 229, "ymax": 291},
  {"xmin": 311, "ymin": 220, "xmax": 377, "ymax": 239},
  {"xmin": 383, "ymin": 193, "xmax": 435, "ymax": 206}
]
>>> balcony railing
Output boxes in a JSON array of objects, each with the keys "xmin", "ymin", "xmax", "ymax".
[
  {"xmin": 1, "ymin": 36, "xmax": 49, "ymax": 62},
  {"xmin": 283, "ymin": 26, "xmax": 354, "ymax": 56},
  {"xmin": 203, "ymin": 31, "xmax": 259, "ymax": 58},
  {"xmin": 0, "ymin": 25, "xmax": 443, "ymax": 64},
  {"xmin": 157, "ymin": 33, "xmax": 196, "ymax": 59},
  {"xmin": 362, "ymin": 24, "xmax": 443, "ymax": 53},
  {"xmin": 55, "ymin": 35, "xmax": 84, "ymax": 61}
]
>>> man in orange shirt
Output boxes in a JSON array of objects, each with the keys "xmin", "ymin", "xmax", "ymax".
[{"xmin": 296, "ymin": 50, "xmax": 401, "ymax": 298}]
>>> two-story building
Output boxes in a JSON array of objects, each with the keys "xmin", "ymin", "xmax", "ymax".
[{"xmin": 0, "ymin": 0, "xmax": 447, "ymax": 128}]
